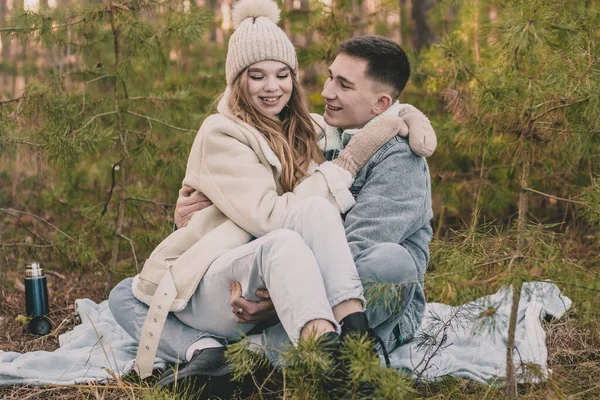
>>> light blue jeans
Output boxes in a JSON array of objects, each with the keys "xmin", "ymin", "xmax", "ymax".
[{"xmin": 109, "ymin": 197, "xmax": 365, "ymax": 363}]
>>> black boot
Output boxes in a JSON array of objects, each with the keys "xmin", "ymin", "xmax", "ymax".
[
  {"xmin": 314, "ymin": 331, "xmax": 347, "ymax": 395},
  {"xmin": 340, "ymin": 311, "xmax": 370, "ymax": 337},
  {"xmin": 339, "ymin": 312, "xmax": 392, "ymax": 399},
  {"xmin": 340, "ymin": 311, "xmax": 390, "ymax": 367},
  {"xmin": 157, "ymin": 347, "xmax": 232, "ymax": 398},
  {"xmin": 317, "ymin": 331, "xmax": 342, "ymax": 356}
]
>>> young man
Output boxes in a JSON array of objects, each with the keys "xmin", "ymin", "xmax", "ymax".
[{"xmin": 110, "ymin": 35, "xmax": 434, "ymax": 387}]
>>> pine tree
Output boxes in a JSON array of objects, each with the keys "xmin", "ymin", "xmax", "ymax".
[
  {"xmin": 0, "ymin": 1, "xmax": 215, "ymax": 287},
  {"xmin": 417, "ymin": 0, "xmax": 599, "ymax": 396}
]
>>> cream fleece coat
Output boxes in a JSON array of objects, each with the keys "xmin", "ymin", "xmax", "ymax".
[
  {"xmin": 132, "ymin": 96, "xmax": 355, "ymax": 313},
  {"xmin": 130, "ymin": 94, "xmax": 357, "ymax": 377}
]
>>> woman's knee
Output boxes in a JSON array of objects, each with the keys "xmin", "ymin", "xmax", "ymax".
[
  {"xmin": 356, "ymin": 243, "xmax": 418, "ymax": 285},
  {"xmin": 265, "ymin": 229, "xmax": 305, "ymax": 248},
  {"xmin": 261, "ymin": 229, "xmax": 316, "ymax": 270}
]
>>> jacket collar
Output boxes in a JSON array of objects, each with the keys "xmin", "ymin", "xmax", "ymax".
[{"xmin": 217, "ymin": 87, "xmax": 283, "ymax": 177}]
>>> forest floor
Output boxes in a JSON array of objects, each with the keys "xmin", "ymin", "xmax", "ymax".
[{"xmin": 1, "ymin": 264, "xmax": 599, "ymax": 399}]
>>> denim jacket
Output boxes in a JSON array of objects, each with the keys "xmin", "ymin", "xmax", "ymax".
[{"xmin": 326, "ymin": 131, "xmax": 433, "ymax": 282}]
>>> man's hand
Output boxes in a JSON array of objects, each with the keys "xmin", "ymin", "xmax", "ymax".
[
  {"xmin": 229, "ymin": 281, "xmax": 276, "ymax": 324},
  {"xmin": 174, "ymin": 185, "xmax": 213, "ymax": 228}
]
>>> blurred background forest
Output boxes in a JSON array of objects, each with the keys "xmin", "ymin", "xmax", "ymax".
[{"xmin": 0, "ymin": 0, "xmax": 599, "ymax": 398}]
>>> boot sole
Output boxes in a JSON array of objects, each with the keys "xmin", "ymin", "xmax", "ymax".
[{"xmin": 157, "ymin": 363, "xmax": 232, "ymax": 388}]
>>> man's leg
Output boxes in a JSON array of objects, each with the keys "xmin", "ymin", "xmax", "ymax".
[
  {"xmin": 108, "ymin": 277, "xmax": 223, "ymax": 364},
  {"xmin": 356, "ymin": 243, "xmax": 426, "ymax": 354}
]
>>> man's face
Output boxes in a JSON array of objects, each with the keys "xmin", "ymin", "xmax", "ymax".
[{"xmin": 321, "ymin": 53, "xmax": 381, "ymax": 130}]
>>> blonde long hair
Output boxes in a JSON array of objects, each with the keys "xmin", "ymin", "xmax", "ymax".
[{"xmin": 226, "ymin": 70, "xmax": 325, "ymax": 192}]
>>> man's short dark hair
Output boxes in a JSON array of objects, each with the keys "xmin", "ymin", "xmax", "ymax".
[{"xmin": 338, "ymin": 35, "xmax": 410, "ymax": 98}]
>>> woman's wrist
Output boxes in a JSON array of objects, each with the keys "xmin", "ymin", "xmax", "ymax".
[{"xmin": 333, "ymin": 153, "xmax": 358, "ymax": 177}]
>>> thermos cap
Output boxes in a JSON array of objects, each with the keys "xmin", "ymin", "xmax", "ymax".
[{"xmin": 26, "ymin": 262, "xmax": 44, "ymax": 278}]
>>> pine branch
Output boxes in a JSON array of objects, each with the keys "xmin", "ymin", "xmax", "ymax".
[
  {"xmin": 412, "ymin": 305, "xmax": 468, "ymax": 381},
  {"xmin": 79, "ymin": 75, "xmax": 116, "ymax": 116},
  {"xmin": 101, "ymin": 163, "xmax": 120, "ymax": 218},
  {"xmin": 414, "ymin": 329, "xmax": 449, "ymax": 382},
  {"xmin": 7, "ymin": 137, "xmax": 44, "ymax": 147},
  {"xmin": 553, "ymin": 281, "xmax": 600, "ymax": 293},
  {"xmin": 522, "ymin": 187, "xmax": 589, "ymax": 206},
  {"xmin": 531, "ymin": 98, "xmax": 590, "ymax": 123},
  {"xmin": 435, "ymin": 164, "xmax": 514, "ymax": 181},
  {"xmin": 430, "ymin": 255, "xmax": 518, "ymax": 279},
  {"xmin": 73, "ymin": 111, "xmax": 118, "ymax": 133},
  {"xmin": 0, "ymin": 242, "xmax": 60, "ymax": 248},
  {"xmin": 125, "ymin": 110, "xmax": 194, "ymax": 132},
  {"xmin": 118, "ymin": 233, "xmax": 139, "ymax": 273},
  {"xmin": 0, "ymin": 96, "xmax": 24, "ymax": 105},
  {"xmin": 110, "ymin": 2, "xmax": 131, "ymax": 11},
  {"xmin": 45, "ymin": 270, "xmax": 67, "ymax": 279},
  {"xmin": 0, "ymin": 18, "xmax": 85, "ymax": 33},
  {"xmin": 124, "ymin": 197, "xmax": 175, "ymax": 207},
  {"xmin": 463, "ymin": 65, "xmax": 498, "ymax": 101},
  {"xmin": 0, "ymin": 208, "xmax": 73, "ymax": 240}
]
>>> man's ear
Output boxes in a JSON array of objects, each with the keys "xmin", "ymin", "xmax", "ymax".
[{"xmin": 372, "ymin": 92, "xmax": 394, "ymax": 116}]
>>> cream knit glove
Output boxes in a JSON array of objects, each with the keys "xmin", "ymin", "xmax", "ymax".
[
  {"xmin": 333, "ymin": 116, "xmax": 406, "ymax": 177},
  {"xmin": 397, "ymin": 104, "xmax": 437, "ymax": 157}
]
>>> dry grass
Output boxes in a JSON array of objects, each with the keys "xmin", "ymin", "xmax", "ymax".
[
  {"xmin": 1, "ymin": 219, "xmax": 599, "ymax": 399},
  {"xmin": 1, "ymin": 270, "xmax": 599, "ymax": 399}
]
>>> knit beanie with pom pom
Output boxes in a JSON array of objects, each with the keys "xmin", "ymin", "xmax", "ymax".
[{"xmin": 226, "ymin": 0, "xmax": 297, "ymax": 85}]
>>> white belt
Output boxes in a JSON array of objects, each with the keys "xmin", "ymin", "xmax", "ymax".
[{"xmin": 134, "ymin": 268, "xmax": 177, "ymax": 378}]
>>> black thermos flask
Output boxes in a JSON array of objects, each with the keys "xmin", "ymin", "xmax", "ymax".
[{"xmin": 24, "ymin": 262, "xmax": 52, "ymax": 335}]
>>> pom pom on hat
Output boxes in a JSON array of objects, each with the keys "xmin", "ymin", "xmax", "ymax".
[
  {"xmin": 226, "ymin": 0, "xmax": 297, "ymax": 85},
  {"xmin": 232, "ymin": 0, "xmax": 281, "ymax": 28}
]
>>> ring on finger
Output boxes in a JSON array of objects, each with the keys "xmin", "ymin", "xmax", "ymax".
[{"xmin": 236, "ymin": 307, "xmax": 243, "ymax": 315}]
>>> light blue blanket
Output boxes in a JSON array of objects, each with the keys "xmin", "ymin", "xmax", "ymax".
[
  {"xmin": 0, "ymin": 281, "xmax": 570, "ymax": 386},
  {"xmin": 390, "ymin": 281, "xmax": 571, "ymax": 383}
]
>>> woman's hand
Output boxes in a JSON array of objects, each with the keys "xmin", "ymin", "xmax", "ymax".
[
  {"xmin": 397, "ymin": 104, "xmax": 437, "ymax": 157},
  {"xmin": 229, "ymin": 281, "xmax": 276, "ymax": 324},
  {"xmin": 174, "ymin": 185, "xmax": 213, "ymax": 228},
  {"xmin": 333, "ymin": 115, "xmax": 406, "ymax": 177}
]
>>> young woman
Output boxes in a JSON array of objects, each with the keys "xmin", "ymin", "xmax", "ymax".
[{"xmin": 109, "ymin": 0, "xmax": 404, "ymax": 382}]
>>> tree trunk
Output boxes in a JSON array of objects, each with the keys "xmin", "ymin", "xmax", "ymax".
[
  {"xmin": 470, "ymin": 146, "xmax": 486, "ymax": 230},
  {"xmin": 208, "ymin": 0, "xmax": 219, "ymax": 43},
  {"xmin": 505, "ymin": 142, "xmax": 531, "ymax": 399},
  {"xmin": 411, "ymin": 0, "xmax": 435, "ymax": 52},
  {"xmin": 0, "ymin": 238, "xmax": 5, "ymax": 304},
  {"xmin": 300, "ymin": 0, "xmax": 318, "ymax": 85},
  {"xmin": 108, "ymin": 8, "xmax": 126, "ymax": 290},
  {"xmin": 283, "ymin": 0, "xmax": 292, "ymax": 36},
  {"xmin": 13, "ymin": 0, "xmax": 25, "ymax": 98},
  {"xmin": 473, "ymin": 0, "xmax": 480, "ymax": 65},
  {"xmin": 0, "ymin": 0, "xmax": 11, "ymax": 97},
  {"xmin": 397, "ymin": 0, "xmax": 403, "ymax": 45}
]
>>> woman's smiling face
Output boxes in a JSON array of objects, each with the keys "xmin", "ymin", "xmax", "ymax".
[{"xmin": 246, "ymin": 60, "xmax": 293, "ymax": 117}]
